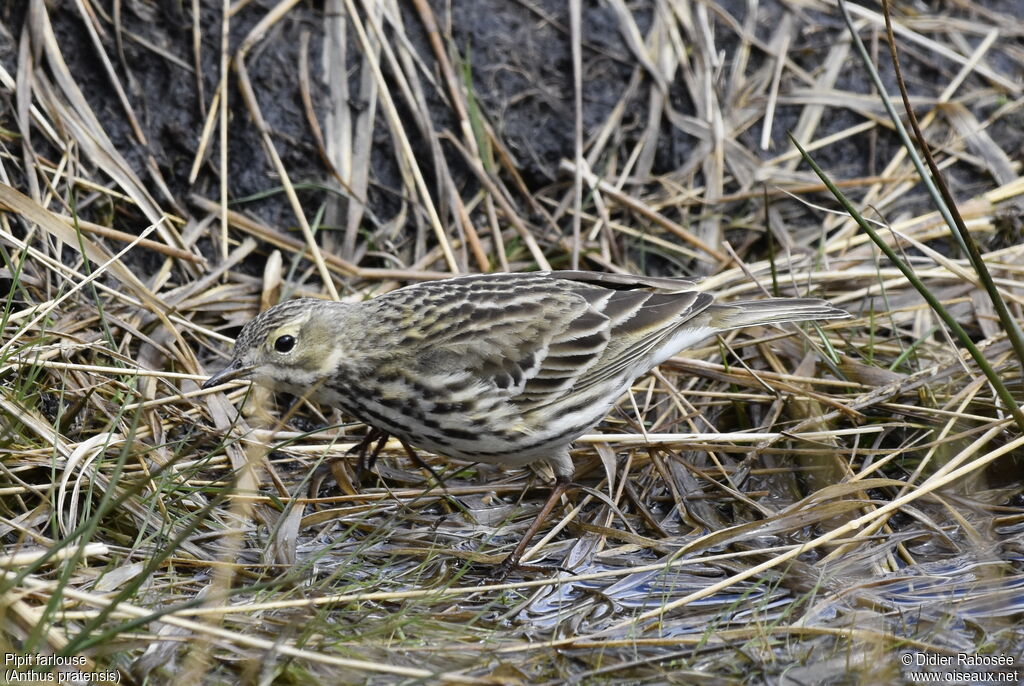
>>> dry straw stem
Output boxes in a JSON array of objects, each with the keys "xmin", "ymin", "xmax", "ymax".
[
  {"xmin": 3, "ymin": 572, "xmax": 487, "ymax": 684},
  {"xmin": 232, "ymin": 0, "xmax": 343, "ymax": 300},
  {"xmin": 2, "ymin": 0, "xmax": 1023, "ymax": 682}
]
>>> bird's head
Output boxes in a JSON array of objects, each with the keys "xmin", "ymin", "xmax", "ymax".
[{"xmin": 202, "ymin": 298, "xmax": 343, "ymax": 392}]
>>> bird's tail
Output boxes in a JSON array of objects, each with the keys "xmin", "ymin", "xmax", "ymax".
[{"xmin": 700, "ymin": 298, "xmax": 849, "ymax": 330}]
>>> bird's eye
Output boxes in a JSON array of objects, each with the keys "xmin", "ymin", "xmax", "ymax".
[{"xmin": 274, "ymin": 335, "xmax": 296, "ymax": 353}]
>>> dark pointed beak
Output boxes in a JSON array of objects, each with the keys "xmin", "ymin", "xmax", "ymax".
[{"xmin": 202, "ymin": 361, "xmax": 254, "ymax": 390}]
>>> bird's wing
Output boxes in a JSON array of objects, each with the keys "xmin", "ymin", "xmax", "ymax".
[
  {"xmin": 400, "ymin": 275, "xmax": 595, "ymax": 399},
  {"xmin": 546, "ymin": 283, "xmax": 713, "ymax": 402},
  {"xmin": 393, "ymin": 272, "xmax": 712, "ymax": 409}
]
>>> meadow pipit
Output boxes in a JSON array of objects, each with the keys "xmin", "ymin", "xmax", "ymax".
[{"xmin": 204, "ymin": 270, "xmax": 848, "ymax": 574}]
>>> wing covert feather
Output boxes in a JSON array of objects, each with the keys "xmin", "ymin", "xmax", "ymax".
[{"xmin": 383, "ymin": 272, "xmax": 710, "ymax": 409}]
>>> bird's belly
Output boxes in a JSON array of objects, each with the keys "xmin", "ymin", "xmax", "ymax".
[
  {"xmin": 313, "ymin": 386, "xmax": 602, "ymax": 466},
  {"xmin": 311, "ymin": 370, "xmax": 630, "ymax": 468},
  {"xmin": 312, "ymin": 385, "xmax": 509, "ymax": 456}
]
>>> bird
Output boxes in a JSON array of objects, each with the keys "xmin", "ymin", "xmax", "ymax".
[{"xmin": 203, "ymin": 270, "xmax": 848, "ymax": 575}]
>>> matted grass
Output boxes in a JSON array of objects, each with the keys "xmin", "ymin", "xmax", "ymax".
[{"xmin": 0, "ymin": 0, "xmax": 1022, "ymax": 683}]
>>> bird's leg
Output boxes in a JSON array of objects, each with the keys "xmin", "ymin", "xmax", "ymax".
[
  {"xmin": 493, "ymin": 475, "xmax": 571, "ymax": 579},
  {"xmin": 355, "ymin": 427, "xmax": 390, "ymax": 480},
  {"xmin": 396, "ymin": 438, "xmax": 446, "ymax": 487},
  {"xmin": 310, "ymin": 427, "xmax": 389, "ymax": 498},
  {"xmin": 343, "ymin": 431, "xmax": 443, "ymax": 487}
]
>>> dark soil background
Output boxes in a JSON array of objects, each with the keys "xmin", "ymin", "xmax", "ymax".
[{"xmin": 6, "ymin": 0, "xmax": 1004, "ymax": 270}]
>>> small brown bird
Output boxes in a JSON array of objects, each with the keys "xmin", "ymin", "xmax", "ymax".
[{"xmin": 204, "ymin": 271, "xmax": 848, "ymax": 574}]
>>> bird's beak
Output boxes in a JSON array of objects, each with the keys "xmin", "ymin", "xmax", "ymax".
[{"xmin": 202, "ymin": 361, "xmax": 254, "ymax": 390}]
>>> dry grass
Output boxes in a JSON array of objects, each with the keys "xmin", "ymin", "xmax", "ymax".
[{"xmin": 1, "ymin": 0, "xmax": 1023, "ymax": 683}]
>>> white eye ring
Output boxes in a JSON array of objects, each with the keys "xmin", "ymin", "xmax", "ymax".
[{"xmin": 274, "ymin": 335, "xmax": 296, "ymax": 353}]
